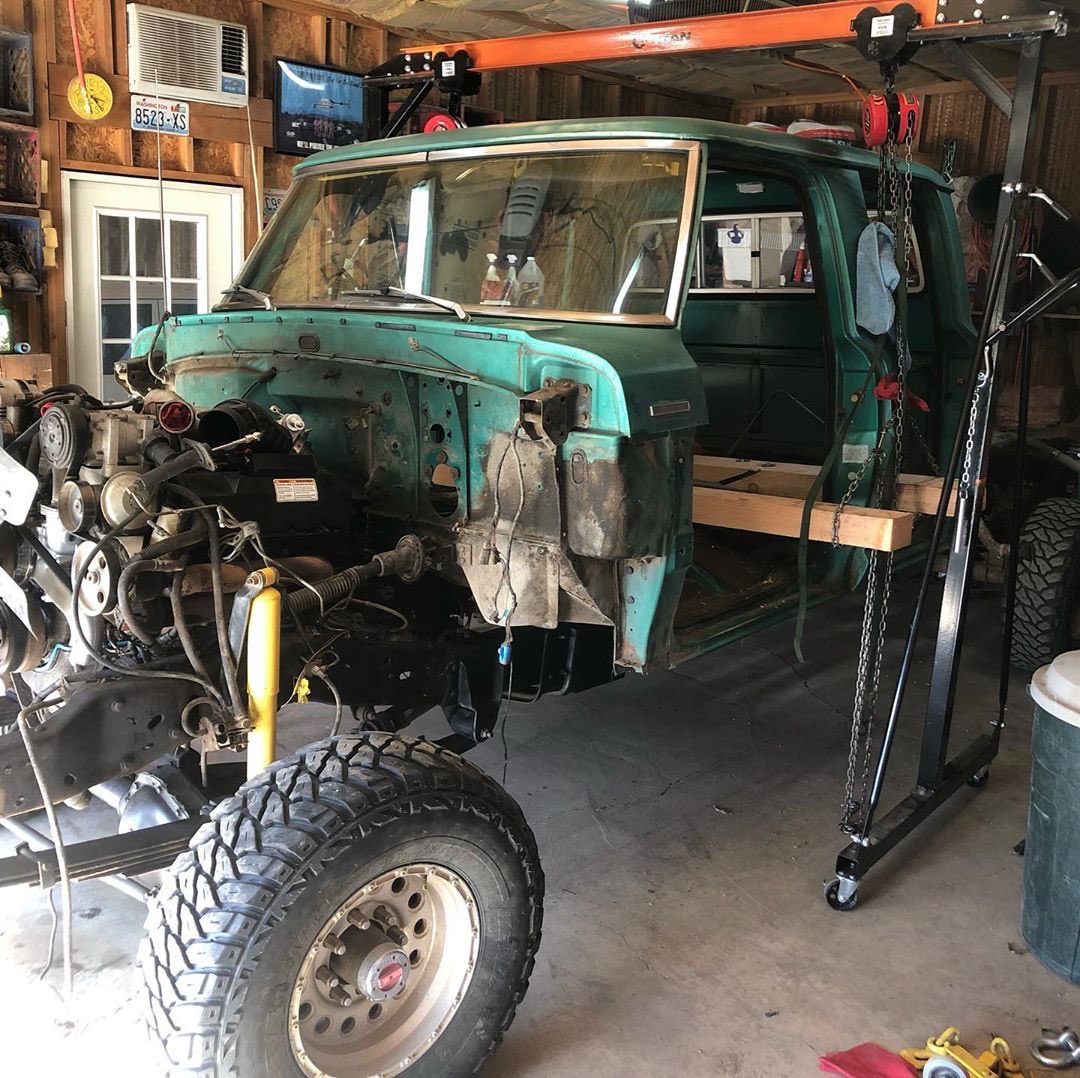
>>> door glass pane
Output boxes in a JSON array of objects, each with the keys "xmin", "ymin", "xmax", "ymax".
[
  {"xmin": 100, "ymin": 278, "xmax": 130, "ymax": 340},
  {"xmin": 702, "ymin": 218, "xmax": 753, "ymax": 288},
  {"xmin": 135, "ymin": 217, "xmax": 164, "ymax": 278},
  {"xmin": 760, "ymin": 214, "xmax": 810, "ymax": 289},
  {"xmin": 136, "ymin": 280, "xmax": 167, "ymax": 332},
  {"xmin": 170, "ymin": 219, "xmax": 198, "ymax": 279},
  {"xmin": 170, "ymin": 280, "xmax": 199, "ymax": 317},
  {"xmin": 98, "ymin": 215, "xmax": 129, "ymax": 276}
]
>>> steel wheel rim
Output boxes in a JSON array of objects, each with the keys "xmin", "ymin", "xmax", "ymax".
[{"xmin": 289, "ymin": 862, "xmax": 480, "ymax": 1078}]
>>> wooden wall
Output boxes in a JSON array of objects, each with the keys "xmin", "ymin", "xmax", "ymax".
[{"xmin": 730, "ymin": 71, "xmax": 1080, "ymax": 216}]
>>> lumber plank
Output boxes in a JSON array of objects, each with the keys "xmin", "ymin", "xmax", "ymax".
[
  {"xmin": 693, "ymin": 455, "xmax": 957, "ymax": 515},
  {"xmin": 691, "ymin": 487, "xmax": 915, "ymax": 552}
]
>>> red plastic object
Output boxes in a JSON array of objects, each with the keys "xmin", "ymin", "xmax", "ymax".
[
  {"xmin": 820, "ymin": 1043, "xmax": 916, "ymax": 1077},
  {"xmin": 158, "ymin": 399, "xmax": 195, "ymax": 434},
  {"xmin": 875, "ymin": 372, "xmax": 930, "ymax": 412},
  {"xmin": 423, "ymin": 113, "xmax": 465, "ymax": 133},
  {"xmin": 862, "ymin": 92, "xmax": 921, "ymax": 148}
]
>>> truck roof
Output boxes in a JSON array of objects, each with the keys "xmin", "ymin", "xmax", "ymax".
[{"xmin": 295, "ymin": 115, "xmax": 948, "ymax": 187}]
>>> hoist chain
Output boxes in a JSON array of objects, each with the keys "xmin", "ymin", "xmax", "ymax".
[{"xmin": 838, "ymin": 85, "xmax": 915, "ymax": 834}]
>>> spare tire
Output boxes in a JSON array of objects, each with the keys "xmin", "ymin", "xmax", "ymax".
[{"xmin": 1011, "ymin": 497, "xmax": 1080, "ymax": 671}]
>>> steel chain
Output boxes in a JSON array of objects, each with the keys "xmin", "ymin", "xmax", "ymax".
[{"xmin": 838, "ymin": 93, "xmax": 914, "ymax": 832}]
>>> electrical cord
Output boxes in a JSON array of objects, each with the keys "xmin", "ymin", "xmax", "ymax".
[{"xmin": 17, "ymin": 691, "xmax": 73, "ymax": 1001}]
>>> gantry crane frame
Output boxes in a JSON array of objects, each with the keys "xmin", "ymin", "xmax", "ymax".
[{"xmin": 362, "ymin": 0, "xmax": 1076, "ymax": 908}]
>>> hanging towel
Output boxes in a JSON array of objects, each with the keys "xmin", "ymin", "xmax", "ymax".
[{"xmin": 856, "ymin": 221, "xmax": 901, "ymax": 335}]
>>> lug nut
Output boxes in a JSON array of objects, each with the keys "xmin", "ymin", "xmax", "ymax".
[
  {"xmin": 372, "ymin": 905, "xmax": 396, "ymax": 925},
  {"xmin": 315, "ymin": 965, "xmax": 340, "ymax": 988},
  {"xmin": 329, "ymin": 986, "xmax": 354, "ymax": 1007},
  {"xmin": 385, "ymin": 925, "xmax": 407, "ymax": 946},
  {"xmin": 348, "ymin": 910, "xmax": 371, "ymax": 930},
  {"xmin": 323, "ymin": 933, "xmax": 347, "ymax": 955}
]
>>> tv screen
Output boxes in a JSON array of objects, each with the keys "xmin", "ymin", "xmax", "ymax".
[{"xmin": 274, "ymin": 59, "xmax": 366, "ymax": 157}]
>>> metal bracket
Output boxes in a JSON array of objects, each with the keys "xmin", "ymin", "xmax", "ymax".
[
  {"xmin": 519, "ymin": 380, "xmax": 582, "ymax": 446},
  {"xmin": 938, "ymin": 40, "xmax": 1012, "ymax": 117}
]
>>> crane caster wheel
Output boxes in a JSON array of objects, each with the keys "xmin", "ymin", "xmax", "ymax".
[
  {"xmin": 825, "ymin": 879, "xmax": 859, "ymax": 912},
  {"xmin": 967, "ymin": 766, "xmax": 991, "ymax": 789}
]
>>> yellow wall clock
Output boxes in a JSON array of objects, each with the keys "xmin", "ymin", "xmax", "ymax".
[{"xmin": 67, "ymin": 73, "xmax": 114, "ymax": 121}]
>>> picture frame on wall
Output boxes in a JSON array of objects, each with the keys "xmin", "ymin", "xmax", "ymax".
[{"xmin": 273, "ymin": 58, "xmax": 366, "ymax": 157}]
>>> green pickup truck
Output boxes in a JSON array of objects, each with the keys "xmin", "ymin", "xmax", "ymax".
[{"xmin": 0, "ymin": 117, "xmax": 976, "ymax": 1076}]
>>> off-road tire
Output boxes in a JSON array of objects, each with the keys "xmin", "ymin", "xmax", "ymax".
[
  {"xmin": 1011, "ymin": 497, "xmax": 1080, "ymax": 672},
  {"xmin": 140, "ymin": 734, "xmax": 543, "ymax": 1077}
]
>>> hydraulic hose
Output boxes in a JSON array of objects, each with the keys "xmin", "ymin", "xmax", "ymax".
[
  {"xmin": 116, "ymin": 515, "xmax": 208, "ymax": 647},
  {"xmin": 170, "ymin": 571, "xmax": 217, "ymax": 694},
  {"xmin": 205, "ymin": 509, "xmax": 247, "ymax": 724}
]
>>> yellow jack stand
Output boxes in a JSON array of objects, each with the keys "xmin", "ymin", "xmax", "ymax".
[{"xmin": 243, "ymin": 568, "xmax": 281, "ymax": 779}]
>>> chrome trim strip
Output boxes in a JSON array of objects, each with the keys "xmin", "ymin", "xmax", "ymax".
[
  {"xmin": 649, "ymin": 400, "xmax": 692, "ymax": 417},
  {"xmin": 426, "ymin": 136, "xmax": 700, "ymax": 162}
]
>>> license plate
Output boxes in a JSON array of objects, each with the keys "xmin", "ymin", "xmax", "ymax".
[{"xmin": 130, "ymin": 95, "xmax": 190, "ymax": 137}]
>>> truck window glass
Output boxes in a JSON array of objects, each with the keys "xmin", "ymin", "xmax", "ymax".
[{"xmin": 232, "ymin": 147, "xmax": 695, "ymax": 321}]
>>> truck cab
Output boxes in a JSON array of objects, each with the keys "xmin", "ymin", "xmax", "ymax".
[{"xmin": 134, "ymin": 116, "xmax": 972, "ymax": 700}]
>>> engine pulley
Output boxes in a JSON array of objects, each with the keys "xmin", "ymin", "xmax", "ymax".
[
  {"xmin": 57, "ymin": 479, "xmax": 99, "ymax": 534},
  {"xmin": 72, "ymin": 539, "xmax": 124, "ymax": 617},
  {"xmin": 39, "ymin": 403, "xmax": 90, "ymax": 475}
]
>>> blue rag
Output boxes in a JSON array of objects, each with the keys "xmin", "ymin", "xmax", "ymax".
[{"xmin": 855, "ymin": 221, "xmax": 900, "ymax": 336}]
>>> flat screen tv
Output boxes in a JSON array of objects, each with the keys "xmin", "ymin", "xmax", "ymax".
[{"xmin": 274, "ymin": 58, "xmax": 366, "ymax": 157}]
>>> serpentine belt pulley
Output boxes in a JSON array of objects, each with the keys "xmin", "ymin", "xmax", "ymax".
[{"xmin": 39, "ymin": 403, "xmax": 90, "ymax": 475}]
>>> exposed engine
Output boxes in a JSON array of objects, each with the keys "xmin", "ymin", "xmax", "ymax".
[{"xmin": 0, "ymin": 379, "xmax": 449, "ymax": 818}]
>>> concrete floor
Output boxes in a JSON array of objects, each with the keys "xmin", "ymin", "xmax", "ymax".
[{"xmin": 1, "ymin": 580, "xmax": 1078, "ymax": 1077}]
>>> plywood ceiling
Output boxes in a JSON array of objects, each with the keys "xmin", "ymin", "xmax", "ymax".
[{"xmin": 339, "ymin": 0, "xmax": 1078, "ymax": 105}]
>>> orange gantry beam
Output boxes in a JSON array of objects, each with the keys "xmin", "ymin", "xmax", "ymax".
[{"xmin": 406, "ymin": 0, "xmax": 943, "ymax": 73}]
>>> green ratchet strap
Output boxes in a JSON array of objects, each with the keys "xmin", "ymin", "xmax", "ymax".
[{"xmin": 793, "ymin": 333, "xmax": 889, "ymax": 663}]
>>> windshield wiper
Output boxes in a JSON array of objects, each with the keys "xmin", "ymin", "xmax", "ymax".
[
  {"xmin": 217, "ymin": 284, "xmax": 275, "ymax": 311},
  {"xmin": 341, "ymin": 286, "xmax": 470, "ymax": 323}
]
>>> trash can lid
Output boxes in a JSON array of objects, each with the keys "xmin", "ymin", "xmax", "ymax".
[{"xmin": 1030, "ymin": 651, "xmax": 1080, "ymax": 728}]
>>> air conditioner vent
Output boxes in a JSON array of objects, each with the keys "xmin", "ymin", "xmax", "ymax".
[
  {"xmin": 221, "ymin": 25, "xmax": 246, "ymax": 76},
  {"xmin": 128, "ymin": 4, "xmax": 249, "ymax": 107}
]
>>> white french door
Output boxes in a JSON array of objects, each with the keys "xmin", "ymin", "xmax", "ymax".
[{"xmin": 63, "ymin": 173, "xmax": 244, "ymax": 398}]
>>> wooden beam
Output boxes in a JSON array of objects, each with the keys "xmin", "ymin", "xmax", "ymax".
[
  {"xmin": 692, "ymin": 486, "xmax": 915, "ymax": 552},
  {"xmin": 731, "ymin": 67, "xmax": 1080, "ymax": 109},
  {"xmin": 693, "ymin": 455, "xmax": 958, "ymax": 515}
]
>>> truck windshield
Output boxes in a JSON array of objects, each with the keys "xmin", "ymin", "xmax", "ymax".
[{"xmin": 227, "ymin": 146, "xmax": 696, "ymax": 322}]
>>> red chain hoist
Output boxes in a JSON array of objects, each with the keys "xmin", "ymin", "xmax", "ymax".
[{"xmin": 861, "ymin": 91, "xmax": 920, "ymax": 148}]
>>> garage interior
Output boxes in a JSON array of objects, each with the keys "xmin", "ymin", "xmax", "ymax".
[{"xmin": 0, "ymin": 0, "xmax": 1078, "ymax": 1076}]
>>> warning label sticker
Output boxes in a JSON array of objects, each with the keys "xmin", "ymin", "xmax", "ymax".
[{"xmin": 273, "ymin": 478, "xmax": 319, "ymax": 503}]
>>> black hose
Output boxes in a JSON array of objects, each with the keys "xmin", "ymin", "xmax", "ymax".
[
  {"xmin": 170, "ymin": 570, "xmax": 221, "ymax": 705},
  {"xmin": 117, "ymin": 561, "xmax": 172, "ymax": 647},
  {"xmin": 116, "ymin": 515, "xmax": 208, "ymax": 646},
  {"xmin": 205, "ymin": 509, "xmax": 246, "ymax": 722}
]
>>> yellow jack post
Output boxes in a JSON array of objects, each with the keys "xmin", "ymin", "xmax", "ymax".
[{"xmin": 244, "ymin": 568, "xmax": 281, "ymax": 779}]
